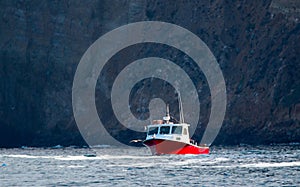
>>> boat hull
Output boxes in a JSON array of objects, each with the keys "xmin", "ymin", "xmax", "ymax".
[{"xmin": 143, "ymin": 139, "xmax": 209, "ymax": 155}]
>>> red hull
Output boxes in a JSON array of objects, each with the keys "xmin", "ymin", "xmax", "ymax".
[{"xmin": 143, "ymin": 139, "xmax": 209, "ymax": 155}]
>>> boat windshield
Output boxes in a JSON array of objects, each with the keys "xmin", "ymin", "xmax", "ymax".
[
  {"xmin": 148, "ymin": 127, "xmax": 159, "ymax": 135},
  {"xmin": 159, "ymin": 126, "xmax": 170, "ymax": 134},
  {"xmin": 171, "ymin": 126, "xmax": 182, "ymax": 134}
]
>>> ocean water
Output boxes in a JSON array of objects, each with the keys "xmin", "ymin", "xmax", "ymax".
[{"xmin": 0, "ymin": 145, "xmax": 299, "ymax": 186}]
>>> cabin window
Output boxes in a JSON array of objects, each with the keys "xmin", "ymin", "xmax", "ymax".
[
  {"xmin": 159, "ymin": 126, "xmax": 170, "ymax": 134},
  {"xmin": 171, "ymin": 126, "xmax": 182, "ymax": 134},
  {"xmin": 183, "ymin": 128, "xmax": 187, "ymax": 135},
  {"xmin": 148, "ymin": 127, "xmax": 159, "ymax": 135}
]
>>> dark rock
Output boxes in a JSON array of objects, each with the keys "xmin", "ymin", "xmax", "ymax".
[{"xmin": 0, "ymin": 0, "xmax": 299, "ymax": 147}]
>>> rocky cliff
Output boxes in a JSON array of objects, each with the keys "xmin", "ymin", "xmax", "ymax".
[{"xmin": 0, "ymin": 0, "xmax": 299, "ymax": 147}]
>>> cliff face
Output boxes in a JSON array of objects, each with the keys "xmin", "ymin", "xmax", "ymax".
[{"xmin": 0, "ymin": 0, "xmax": 299, "ymax": 147}]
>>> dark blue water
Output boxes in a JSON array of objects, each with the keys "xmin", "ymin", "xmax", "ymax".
[{"xmin": 1, "ymin": 145, "xmax": 300, "ymax": 186}]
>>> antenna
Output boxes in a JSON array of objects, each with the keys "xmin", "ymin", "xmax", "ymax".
[
  {"xmin": 163, "ymin": 104, "xmax": 170, "ymax": 123},
  {"xmin": 178, "ymin": 92, "xmax": 184, "ymax": 123},
  {"xmin": 166, "ymin": 104, "xmax": 170, "ymax": 117}
]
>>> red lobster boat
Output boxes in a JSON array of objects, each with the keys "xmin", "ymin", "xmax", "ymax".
[{"xmin": 143, "ymin": 105, "xmax": 209, "ymax": 155}]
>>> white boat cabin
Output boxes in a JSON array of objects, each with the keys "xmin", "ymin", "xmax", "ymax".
[{"xmin": 146, "ymin": 120, "xmax": 190, "ymax": 144}]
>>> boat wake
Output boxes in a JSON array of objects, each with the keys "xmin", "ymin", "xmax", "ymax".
[{"xmin": 1, "ymin": 154, "xmax": 154, "ymax": 161}]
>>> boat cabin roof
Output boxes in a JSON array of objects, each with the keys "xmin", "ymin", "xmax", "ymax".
[
  {"xmin": 147, "ymin": 123, "xmax": 190, "ymax": 128},
  {"xmin": 146, "ymin": 122, "xmax": 191, "ymax": 141},
  {"xmin": 146, "ymin": 123, "xmax": 190, "ymax": 135}
]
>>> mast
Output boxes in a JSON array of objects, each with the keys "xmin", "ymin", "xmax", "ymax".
[
  {"xmin": 178, "ymin": 92, "xmax": 184, "ymax": 123},
  {"xmin": 166, "ymin": 104, "xmax": 170, "ymax": 118},
  {"xmin": 163, "ymin": 104, "xmax": 170, "ymax": 123}
]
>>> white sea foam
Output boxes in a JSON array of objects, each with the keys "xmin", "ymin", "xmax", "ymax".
[
  {"xmin": 211, "ymin": 161, "xmax": 300, "ymax": 169},
  {"xmin": 215, "ymin": 157, "xmax": 231, "ymax": 162},
  {"xmin": 2, "ymin": 154, "xmax": 153, "ymax": 161},
  {"xmin": 107, "ymin": 163, "xmax": 156, "ymax": 168},
  {"xmin": 58, "ymin": 165, "xmax": 86, "ymax": 168},
  {"xmin": 2, "ymin": 154, "xmax": 105, "ymax": 160},
  {"xmin": 240, "ymin": 161, "xmax": 300, "ymax": 168},
  {"xmin": 2, "ymin": 154, "xmax": 56, "ymax": 159},
  {"xmin": 55, "ymin": 156, "xmax": 103, "ymax": 160},
  {"xmin": 3, "ymin": 154, "xmax": 299, "ymax": 169}
]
